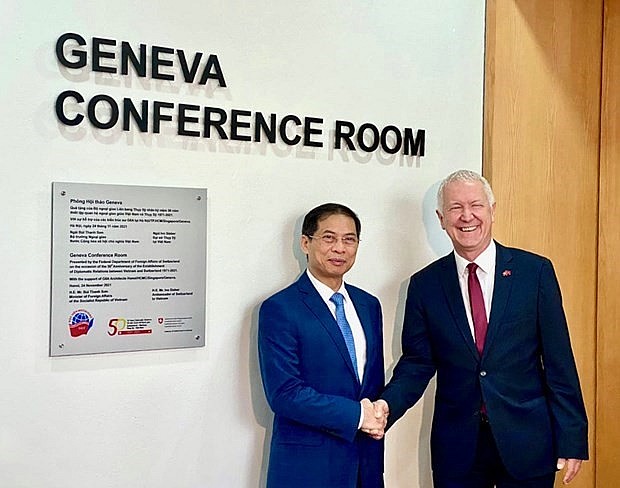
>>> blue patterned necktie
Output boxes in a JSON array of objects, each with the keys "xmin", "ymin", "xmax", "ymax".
[{"xmin": 330, "ymin": 292, "xmax": 359, "ymax": 382}]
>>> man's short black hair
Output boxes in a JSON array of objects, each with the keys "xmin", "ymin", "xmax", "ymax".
[{"xmin": 301, "ymin": 203, "xmax": 361, "ymax": 238}]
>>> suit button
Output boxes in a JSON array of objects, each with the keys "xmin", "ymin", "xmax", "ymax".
[{"xmin": 480, "ymin": 371, "xmax": 487, "ymax": 377}]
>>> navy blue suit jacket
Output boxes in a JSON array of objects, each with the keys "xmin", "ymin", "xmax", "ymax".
[
  {"xmin": 258, "ymin": 271, "xmax": 385, "ymax": 488},
  {"xmin": 381, "ymin": 242, "xmax": 588, "ymax": 480}
]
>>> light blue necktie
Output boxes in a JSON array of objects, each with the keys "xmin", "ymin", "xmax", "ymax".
[{"xmin": 330, "ymin": 292, "xmax": 359, "ymax": 382}]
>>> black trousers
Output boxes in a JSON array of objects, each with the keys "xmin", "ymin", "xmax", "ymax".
[{"xmin": 433, "ymin": 418, "xmax": 556, "ymax": 488}]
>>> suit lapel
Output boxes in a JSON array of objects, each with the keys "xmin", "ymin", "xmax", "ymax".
[
  {"xmin": 484, "ymin": 242, "xmax": 514, "ymax": 355},
  {"xmin": 346, "ymin": 285, "xmax": 375, "ymax": 389},
  {"xmin": 439, "ymin": 254, "xmax": 480, "ymax": 361},
  {"xmin": 296, "ymin": 273, "xmax": 360, "ymax": 384}
]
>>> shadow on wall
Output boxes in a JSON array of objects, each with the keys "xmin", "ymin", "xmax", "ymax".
[
  {"xmin": 386, "ymin": 278, "xmax": 435, "ymax": 487},
  {"xmin": 54, "ymin": 111, "xmax": 423, "ymax": 170},
  {"xmin": 248, "ymin": 304, "xmax": 273, "ymax": 488},
  {"xmin": 423, "ymin": 180, "xmax": 452, "ymax": 259},
  {"xmin": 248, "ymin": 213, "xmax": 305, "ymax": 488}
]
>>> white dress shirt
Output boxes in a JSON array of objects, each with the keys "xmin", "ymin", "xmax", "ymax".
[{"xmin": 453, "ymin": 241, "xmax": 496, "ymax": 342}]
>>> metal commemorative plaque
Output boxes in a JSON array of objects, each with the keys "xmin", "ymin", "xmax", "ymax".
[{"xmin": 50, "ymin": 182, "xmax": 207, "ymax": 356}]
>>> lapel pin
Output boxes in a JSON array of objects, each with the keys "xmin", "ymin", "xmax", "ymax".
[{"xmin": 502, "ymin": 269, "xmax": 511, "ymax": 277}]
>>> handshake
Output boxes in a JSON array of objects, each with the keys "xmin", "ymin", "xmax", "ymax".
[{"xmin": 360, "ymin": 398, "xmax": 389, "ymax": 440}]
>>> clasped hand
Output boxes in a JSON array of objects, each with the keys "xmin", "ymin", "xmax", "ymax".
[{"xmin": 360, "ymin": 398, "xmax": 389, "ymax": 440}]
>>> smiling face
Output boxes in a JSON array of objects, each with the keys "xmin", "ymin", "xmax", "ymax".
[
  {"xmin": 300, "ymin": 213, "xmax": 358, "ymax": 291},
  {"xmin": 436, "ymin": 179, "xmax": 496, "ymax": 261}
]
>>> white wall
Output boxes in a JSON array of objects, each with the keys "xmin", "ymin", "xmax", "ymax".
[{"xmin": 0, "ymin": 2, "xmax": 485, "ymax": 486}]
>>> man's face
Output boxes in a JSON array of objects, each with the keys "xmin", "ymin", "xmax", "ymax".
[
  {"xmin": 436, "ymin": 180, "xmax": 495, "ymax": 261},
  {"xmin": 301, "ymin": 213, "xmax": 358, "ymax": 290}
]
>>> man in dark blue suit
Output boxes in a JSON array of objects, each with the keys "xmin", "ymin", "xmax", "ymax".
[
  {"xmin": 371, "ymin": 170, "xmax": 588, "ymax": 487},
  {"xmin": 258, "ymin": 203, "xmax": 386, "ymax": 488}
]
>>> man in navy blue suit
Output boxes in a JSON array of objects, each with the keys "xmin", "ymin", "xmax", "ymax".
[
  {"xmin": 258, "ymin": 203, "xmax": 386, "ymax": 488},
  {"xmin": 370, "ymin": 170, "xmax": 588, "ymax": 487}
]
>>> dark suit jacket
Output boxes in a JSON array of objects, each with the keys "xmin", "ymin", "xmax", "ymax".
[
  {"xmin": 381, "ymin": 242, "xmax": 588, "ymax": 480},
  {"xmin": 258, "ymin": 271, "xmax": 385, "ymax": 488}
]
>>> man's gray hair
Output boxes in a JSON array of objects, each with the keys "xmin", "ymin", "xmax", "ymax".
[{"xmin": 436, "ymin": 169, "xmax": 496, "ymax": 212}]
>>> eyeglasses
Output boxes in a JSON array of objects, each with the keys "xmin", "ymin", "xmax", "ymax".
[{"xmin": 307, "ymin": 234, "xmax": 360, "ymax": 247}]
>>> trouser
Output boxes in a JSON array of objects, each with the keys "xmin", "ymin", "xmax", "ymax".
[{"xmin": 433, "ymin": 417, "xmax": 555, "ymax": 488}]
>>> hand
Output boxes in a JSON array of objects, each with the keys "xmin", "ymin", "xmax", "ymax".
[
  {"xmin": 557, "ymin": 458, "xmax": 583, "ymax": 484},
  {"xmin": 373, "ymin": 399, "xmax": 389, "ymax": 422},
  {"xmin": 360, "ymin": 398, "xmax": 389, "ymax": 440}
]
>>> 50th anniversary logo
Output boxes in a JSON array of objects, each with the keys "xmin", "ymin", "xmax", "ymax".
[{"xmin": 68, "ymin": 311, "xmax": 158, "ymax": 337}]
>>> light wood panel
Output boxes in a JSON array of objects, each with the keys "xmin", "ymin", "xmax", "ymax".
[
  {"xmin": 597, "ymin": 0, "xmax": 620, "ymax": 484},
  {"xmin": 484, "ymin": 1, "xmax": 602, "ymax": 486}
]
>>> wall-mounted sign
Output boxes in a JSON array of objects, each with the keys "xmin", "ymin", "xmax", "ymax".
[
  {"xmin": 50, "ymin": 182, "xmax": 207, "ymax": 356},
  {"xmin": 53, "ymin": 33, "xmax": 426, "ymax": 159}
]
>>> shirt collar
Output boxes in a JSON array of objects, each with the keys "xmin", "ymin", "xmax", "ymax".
[
  {"xmin": 306, "ymin": 270, "xmax": 350, "ymax": 303},
  {"xmin": 454, "ymin": 240, "xmax": 496, "ymax": 277}
]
